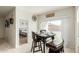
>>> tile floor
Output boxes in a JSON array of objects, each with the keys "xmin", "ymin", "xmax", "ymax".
[{"xmin": 0, "ymin": 39, "xmax": 75, "ymax": 53}]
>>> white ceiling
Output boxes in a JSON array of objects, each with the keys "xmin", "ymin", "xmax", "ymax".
[
  {"xmin": 0, "ymin": 6, "xmax": 14, "ymax": 17},
  {"xmin": 18, "ymin": 6, "xmax": 70, "ymax": 15},
  {"xmin": 0, "ymin": 6, "xmax": 70, "ymax": 17}
]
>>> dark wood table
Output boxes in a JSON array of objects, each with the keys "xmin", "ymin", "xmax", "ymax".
[{"xmin": 36, "ymin": 33, "xmax": 55, "ymax": 53}]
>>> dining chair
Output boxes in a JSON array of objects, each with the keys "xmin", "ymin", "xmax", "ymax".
[
  {"xmin": 46, "ymin": 32, "xmax": 64, "ymax": 53},
  {"xmin": 46, "ymin": 39, "xmax": 64, "ymax": 53},
  {"xmin": 31, "ymin": 32, "xmax": 42, "ymax": 53}
]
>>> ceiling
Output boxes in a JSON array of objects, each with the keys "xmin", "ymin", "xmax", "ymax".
[
  {"xmin": 18, "ymin": 6, "xmax": 71, "ymax": 15},
  {"xmin": 0, "ymin": 6, "xmax": 14, "ymax": 17},
  {"xmin": 0, "ymin": 6, "xmax": 71, "ymax": 17}
]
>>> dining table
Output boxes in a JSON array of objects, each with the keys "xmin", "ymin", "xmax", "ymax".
[{"xmin": 36, "ymin": 32, "xmax": 55, "ymax": 53}]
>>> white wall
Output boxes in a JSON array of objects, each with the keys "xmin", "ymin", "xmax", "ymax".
[
  {"xmin": 4, "ymin": 7, "xmax": 16, "ymax": 48},
  {"xmin": 16, "ymin": 7, "xmax": 38, "ymax": 51},
  {"xmin": 37, "ymin": 7, "xmax": 75, "ymax": 51},
  {"xmin": 75, "ymin": 7, "xmax": 79, "ymax": 52},
  {"xmin": 0, "ymin": 18, "xmax": 4, "ymax": 38}
]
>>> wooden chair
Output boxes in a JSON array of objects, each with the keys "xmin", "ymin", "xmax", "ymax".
[
  {"xmin": 46, "ymin": 32, "xmax": 64, "ymax": 53},
  {"xmin": 46, "ymin": 40, "xmax": 64, "ymax": 53},
  {"xmin": 31, "ymin": 32, "xmax": 42, "ymax": 53}
]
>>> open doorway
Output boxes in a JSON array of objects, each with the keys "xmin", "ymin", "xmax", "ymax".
[{"xmin": 0, "ymin": 6, "xmax": 16, "ymax": 52}]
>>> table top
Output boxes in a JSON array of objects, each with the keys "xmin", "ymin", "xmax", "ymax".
[{"xmin": 36, "ymin": 32, "xmax": 55, "ymax": 38}]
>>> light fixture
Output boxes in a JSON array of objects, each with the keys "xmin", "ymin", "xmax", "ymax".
[{"xmin": 46, "ymin": 13, "xmax": 55, "ymax": 18}]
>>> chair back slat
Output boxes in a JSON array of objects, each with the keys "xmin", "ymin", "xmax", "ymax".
[{"xmin": 32, "ymin": 32, "xmax": 37, "ymax": 41}]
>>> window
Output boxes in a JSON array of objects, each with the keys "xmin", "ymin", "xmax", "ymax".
[{"xmin": 47, "ymin": 20, "xmax": 62, "ymax": 32}]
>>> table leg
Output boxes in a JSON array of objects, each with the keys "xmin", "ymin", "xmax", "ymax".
[
  {"xmin": 43, "ymin": 42, "xmax": 45, "ymax": 53},
  {"xmin": 43, "ymin": 38, "xmax": 46, "ymax": 53}
]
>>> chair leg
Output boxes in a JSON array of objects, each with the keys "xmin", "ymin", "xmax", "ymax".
[
  {"xmin": 33, "ymin": 41, "xmax": 36, "ymax": 53},
  {"xmin": 33, "ymin": 47, "xmax": 35, "ymax": 53},
  {"xmin": 31, "ymin": 41, "xmax": 33, "ymax": 52},
  {"xmin": 39, "ymin": 42, "xmax": 41, "ymax": 50},
  {"xmin": 40, "ymin": 41, "xmax": 42, "ymax": 53},
  {"xmin": 31, "ymin": 41, "xmax": 43, "ymax": 53},
  {"xmin": 62, "ymin": 47, "xmax": 64, "ymax": 52},
  {"xmin": 38, "ymin": 42, "xmax": 40, "ymax": 50},
  {"xmin": 31, "ymin": 41, "xmax": 35, "ymax": 53}
]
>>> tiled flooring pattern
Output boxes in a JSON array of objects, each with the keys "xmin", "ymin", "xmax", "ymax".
[{"xmin": 0, "ymin": 39, "xmax": 75, "ymax": 53}]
